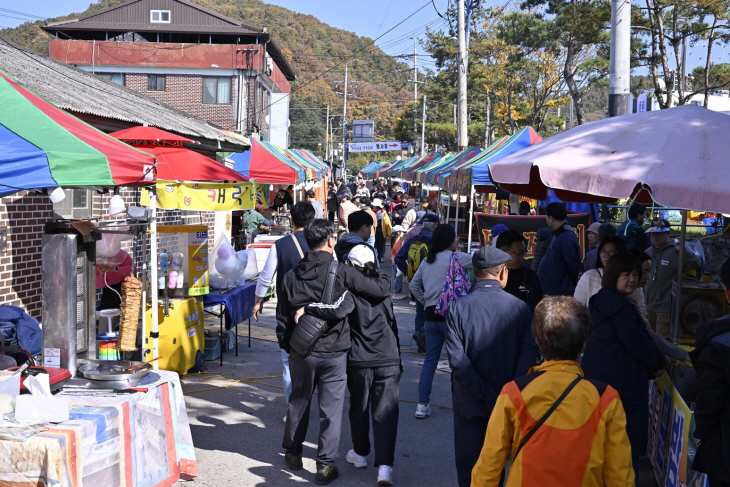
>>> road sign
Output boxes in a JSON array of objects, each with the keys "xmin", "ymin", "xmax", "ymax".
[{"xmin": 348, "ymin": 141, "xmax": 401, "ymax": 152}]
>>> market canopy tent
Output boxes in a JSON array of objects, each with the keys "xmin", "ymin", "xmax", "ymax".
[
  {"xmin": 229, "ymin": 138, "xmax": 318, "ymax": 184},
  {"xmin": 488, "ymin": 106, "xmax": 730, "ymax": 213},
  {"xmin": 0, "ymin": 71, "xmax": 156, "ymax": 196},
  {"xmin": 133, "ymin": 146, "xmax": 247, "ymax": 183}
]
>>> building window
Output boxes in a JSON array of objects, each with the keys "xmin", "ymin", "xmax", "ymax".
[
  {"xmin": 203, "ymin": 77, "xmax": 231, "ymax": 104},
  {"xmin": 53, "ymin": 189, "xmax": 92, "ymax": 220},
  {"xmin": 150, "ymin": 10, "xmax": 171, "ymax": 23},
  {"xmin": 98, "ymin": 73, "xmax": 125, "ymax": 85},
  {"xmin": 148, "ymin": 74, "xmax": 166, "ymax": 91}
]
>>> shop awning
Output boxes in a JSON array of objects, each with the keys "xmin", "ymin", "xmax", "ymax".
[
  {"xmin": 0, "ymin": 71, "xmax": 156, "ymax": 196},
  {"xmin": 229, "ymin": 138, "xmax": 310, "ymax": 184}
]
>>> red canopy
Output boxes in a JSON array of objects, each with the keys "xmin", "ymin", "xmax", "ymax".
[
  {"xmin": 110, "ymin": 126, "xmax": 196, "ymax": 145},
  {"xmin": 137, "ymin": 145, "xmax": 247, "ymax": 182}
]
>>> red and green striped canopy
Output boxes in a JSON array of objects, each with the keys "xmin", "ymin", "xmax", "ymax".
[{"xmin": 0, "ymin": 71, "xmax": 156, "ymax": 196}]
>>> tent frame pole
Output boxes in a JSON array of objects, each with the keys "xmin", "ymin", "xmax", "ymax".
[
  {"xmin": 466, "ymin": 185, "xmax": 475, "ymax": 252},
  {"xmin": 446, "ymin": 188, "xmax": 451, "ymax": 224},
  {"xmin": 454, "ymin": 191, "xmax": 460, "ymax": 232},
  {"xmin": 671, "ymin": 210, "xmax": 687, "ymax": 344},
  {"xmin": 149, "ymin": 187, "xmax": 159, "ymax": 370}
]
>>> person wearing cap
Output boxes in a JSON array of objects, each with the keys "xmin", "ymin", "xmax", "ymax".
[
  {"xmin": 298, "ymin": 243, "xmax": 401, "ymax": 486},
  {"xmin": 488, "ymin": 223, "xmax": 509, "ymax": 247},
  {"xmin": 356, "ymin": 180, "xmax": 370, "ymax": 199},
  {"xmin": 394, "ymin": 213, "xmax": 440, "ymax": 352},
  {"xmin": 277, "ymin": 220, "xmax": 392, "ymax": 485},
  {"xmin": 403, "ymin": 196, "xmax": 430, "ymax": 230},
  {"xmin": 582, "ymin": 222, "xmax": 618, "ymax": 273},
  {"xmin": 335, "ymin": 210, "xmax": 378, "ymax": 264},
  {"xmin": 306, "ymin": 190, "xmax": 324, "ymax": 219},
  {"xmin": 327, "ymin": 181, "xmax": 338, "ymax": 222},
  {"xmin": 537, "ymin": 202, "xmax": 582, "ymax": 296},
  {"xmin": 392, "ymin": 194, "xmax": 413, "ymax": 226},
  {"xmin": 644, "ymin": 218, "xmax": 701, "ymax": 338},
  {"xmin": 337, "ymin": 191, "xmax": 359, "ymax": 237},
  {"xmin": 618, "ymin": 203, "xmax": 651, "ymax": 252},
  {"xmin": 360, "ymin": 197, "xmax": 378, "ymax": 247},
  {"xmin": 444, "ymin": 244, "xmax": 537, "ymax": 487}
]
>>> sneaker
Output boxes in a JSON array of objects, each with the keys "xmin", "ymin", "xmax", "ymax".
[
  {"xmin": 415, "ymin": 403, "xmax": 431, "ymax": 419},
  {"xmin": 285, "ymin": 451, "xmax": 303, "ymax": 471},
  {"xmin": 412, "ymin": 330, "xmax": 426, "ymax": 354},
  {"xmin": 392, "ymin": 293, "xmax": 408, "ymax": 300},
  {"xmin": 315, "ymin": 465, "xmax": 339, "ymax": 485},
  {"xmin": 282, "ymin": 415, "xmax": 287, "ymax": 423},
  {"xmin": 377, "ymin": 465, "xmax": 394, "ymax": 486},
  {"xmin": 409, "ymin": 300, "xmax": 416, "ymax": 306},
  {"xmin": 345, "ymin": 449, "xmax": 368, "ymax": 468}
]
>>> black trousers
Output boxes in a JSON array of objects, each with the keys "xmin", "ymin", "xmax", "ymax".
[
  {"xmin": 328, "ymin": 211, "xmax": 335, "ymax": 222},
  {"xmin": 453, "ymin": 411, "xmax": 491, "ymax": 487},
  {"xmin": 283, "ymin": 352, "xmax": 347, "ymax": 467},
  {"xmin": 348, "ymin": 365, "xmax": 401, "ymax": 467}
]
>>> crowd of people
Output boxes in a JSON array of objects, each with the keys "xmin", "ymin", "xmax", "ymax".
[{"xmin": 249, "ymin": 179, "xmax": 728, "ymax": 487}]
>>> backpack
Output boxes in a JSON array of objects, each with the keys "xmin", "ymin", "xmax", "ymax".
[
  {"xmin": 407, "ymin": 239, "xmax": 429, "ymax": 280},
  {"xmin": 435, "ymin": 253, "xmax": 471, "ymax": 317}
]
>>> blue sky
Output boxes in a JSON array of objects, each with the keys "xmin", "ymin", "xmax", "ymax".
[{"xmin": 2, "ymin": 0, "xmax": 714, "ymax": 75}]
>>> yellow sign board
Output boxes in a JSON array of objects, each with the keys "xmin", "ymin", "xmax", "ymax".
[
  {"xmin": 142, "ymin": 182, "xmax": 257, "ymax": 211},
  {"xmin": 157, "ymin": 225, "xmax": 210, "ymax": 295}
]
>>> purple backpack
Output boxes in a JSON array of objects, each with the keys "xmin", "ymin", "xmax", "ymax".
[{"xmin": 435, "ymin": 253, "xmax": 471, "ymax": 317}]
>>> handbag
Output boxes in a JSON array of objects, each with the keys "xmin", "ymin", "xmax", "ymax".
[
  {"xmin": 435, "ymin": 253, "xmax": 471, "ymax": 317},
  {"xmin": 288, "ymin": 259, "xmax": 339, "ymax": 357}
]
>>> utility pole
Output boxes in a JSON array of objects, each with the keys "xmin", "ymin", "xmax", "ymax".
[
  {"xmin": 342, "ymin": 64, "xmax": 348, "ymax": 175},
  {"xmin": 325, "ymin": 103, "xmax": 330, "ymax": 164},
  {"xmin": 457, "ymin": 0, "xmax": 468, "ymax": 149},
  {"xmin": 421, "ymin": 95, "xmax": 427, "ymax": 156},
  {"xmin": 608, "ymin": 0, "xmax": 631, "ymax": 117},
  {"xmin": 484, "ymin": 93, "xmax": 491, "ymax": 147},
  {"xmin": 413, "ymin": 38, "xmax": 418, "ymax": 134}
]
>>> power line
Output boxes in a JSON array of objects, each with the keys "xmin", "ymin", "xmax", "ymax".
[{"xmin": 0, "ymin": 7, "xmax": 45, "ymax": 20}]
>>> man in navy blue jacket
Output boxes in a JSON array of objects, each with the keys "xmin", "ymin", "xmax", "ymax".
[
  {"xmin": 445, "ymin": 246, "xmax": 538, "ymax": 487},
  {"xmin": 538, "ymin": 202, "xmax": 582, "ymax": 296}
]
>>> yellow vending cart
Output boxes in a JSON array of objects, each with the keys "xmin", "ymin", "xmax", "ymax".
[{"xmin": 145, "ymin": 297, "xmax": 205, "ymax": 374}]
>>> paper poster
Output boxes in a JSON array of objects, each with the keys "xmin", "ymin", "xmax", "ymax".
[
  {"xmin": 188, "ymin": 229, "xmax": 209, "ymax": 296},
  {"xmin": 650, "ymin": 373, "xmax": 693, "ymax": 487}
]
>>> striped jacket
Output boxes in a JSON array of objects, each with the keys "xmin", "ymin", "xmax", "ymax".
[{"xmin": 471, "ymin": 361, "xmax": 635, "ymax": 487}]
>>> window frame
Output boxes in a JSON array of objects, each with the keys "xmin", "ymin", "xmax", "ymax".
[
  {"xmin": 202, "ymin": 77, "xmax": 232, "ymax": 105},
  {"xmin": 150, "ymin": 10, "xmax": 171, "ymax": 23},
  {"xmin": 148, "ymin": 74, "xmax": 166, "ymax": 91},
  {"xmin": 98, "ymin": 73, "xmax": 125, "ymax": 86}
]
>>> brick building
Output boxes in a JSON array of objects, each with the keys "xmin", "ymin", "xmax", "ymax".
[
  {"xmin": 0, "ymin": 39, "xmax": 248, "ymax": 320},
  {"xmin": 42, "ymin": 0, "xmax": 296, "ymax": 147}
]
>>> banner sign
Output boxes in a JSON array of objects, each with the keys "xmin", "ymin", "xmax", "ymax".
[
  {"xmin": 648, "ymin": 373, "xmax": 696, "ymax": 487},
  {"xmin": 348, "ymin": 141, "xmax": 401, "ymax": 152},
  {"xmin": 474, "ymin": 213, "xmax": 591, "ymax": 261},
  {"xmin": 451, "ymin": 170, "xmax": 474, "ymax": 194},
  {"xmin": 142, "ymin": 182, "xmax": 257, "ymax": 211}
]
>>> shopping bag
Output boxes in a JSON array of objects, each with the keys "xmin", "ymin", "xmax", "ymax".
[{"xmin": 435, "ymin": 253, "xmax": 471, "ymax": 317}]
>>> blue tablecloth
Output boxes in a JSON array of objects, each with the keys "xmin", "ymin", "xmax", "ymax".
[{"xmin": 203, "ymin": 282, "xmax": 256, "ymax": 330}]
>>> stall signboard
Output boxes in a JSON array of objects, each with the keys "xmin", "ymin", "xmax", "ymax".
[
  {"xmin": 157, "ymin": 225, "xmax": 209, "ymax": 296},
  {"xmin": 474, "ymin": 213, "xmax": 591, "ymax": 261},
  {"xmin": 143, "ymin": 182, "xmax": 257, "ymax": 211},
  {"xmin": 648, "ymin": 373, "xmax": 694, "ymax": 487}
]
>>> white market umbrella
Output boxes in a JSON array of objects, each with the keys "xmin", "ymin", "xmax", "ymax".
[{"xmin": 488, "ymin": 105, "xmax": 730, "ymax": 214}]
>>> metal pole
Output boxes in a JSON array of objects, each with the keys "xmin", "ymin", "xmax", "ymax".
[
  {"xmin": 466, "ymin": 185, "xmax": 475, "ymax": 251},
  {"xmin": 454, "ymin": 191, "xmax": 461, "ymax": 232},
  {"xmin": 446, "ymin": 189, "xmax": 452, "ymax": 223},
  {"xmin": 149, "ymin": 188, "xmax": 159, "ymax": 370},
  {"xmin": 325, "ymin": 103, "xmax": 330, "ymax": 163},
  {"xmin": 342, "ymin": 64, "xmax": 348, "ymax": 176},
  {"xmin": 608, "ymin": 0, "xmax": 631, "ymax": 117},
  {"xmin": 569, "ymin": 95, "xmax": 574, "ymax": 129},
  {"xmin": 671, "ymin": 210, "xmax": 688, "ymax": 343},
  {"xmin": 457, "ymin": 0, "xmax": 468, "ymax": 149},
  {"xmin": 681, "ymin": 36, "xmax": 687, "ymax": 92},
  {"xmin": 485, "ymin": 93, "xmax": 491, "ymax": 147},
  {"xmin": 421, "ymin": 95, "xmax": 427, "ymax": 156}
]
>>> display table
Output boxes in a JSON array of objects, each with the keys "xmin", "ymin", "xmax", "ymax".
[
  {"xmin": 0, "ymin": 370, "xmax": 197, "ymax": 487},
  {"xmin": 203, "ymin": 282, "xmax": 256, "ymax": 365}
]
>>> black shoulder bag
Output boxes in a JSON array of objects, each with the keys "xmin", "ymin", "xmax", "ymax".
[
  {"xmin": 288, "ymin": 259, "xmax": 340, "ymax": 357},
  {"xmin": 512, "ymin": 375, "xmax": 583, "ymax": 461}
]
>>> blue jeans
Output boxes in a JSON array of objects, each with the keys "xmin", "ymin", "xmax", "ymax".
[
  {"xmin": 415, "ymin": 301, "xmax": 425, "ymax": 333},
  {"xmin": 282, "ymin": 349, "xmax": 292, "ymax": 403},
  {"xmin": 392, "ymin": 264, "xmax": 403, "ymax": 294},
  {"xmin": 418, "ymin": 320, "xmax": 446, "ymax": 404}
]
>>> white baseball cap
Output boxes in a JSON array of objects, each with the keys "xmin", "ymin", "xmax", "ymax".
[
  {"xmin": 371, "ymin": 198, "xmax": 384, "ymax": 208},
  {"xmin": 348, "ymin": 244, "xmax": 376, "ymax": 268}
]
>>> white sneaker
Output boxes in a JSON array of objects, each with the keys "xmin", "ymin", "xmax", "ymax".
[
  {"xmin": 345, "ymin": 449, "xmax": 368, "ymax": 468},
  {"xmin": 377, "ymin": 465, "xmax": 393, "ymax": 485},
  {"xmin": 282, "ymin": 415, "xmax": 287, "ymax": 423},
  {"xmin": 415, "ymin": 403, "xmax": 431, "ymax": 419}
]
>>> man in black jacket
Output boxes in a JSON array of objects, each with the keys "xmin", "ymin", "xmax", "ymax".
[
  {"xmin": 276, "ymin": 219, "xmax": 392, "ymax": 485},
  {"xmin": 445, "ymin": 245, "xmax": 538, "ymax": 487},
  {"xmin": 689, "ymin": 257, "xmax": 730, "ymax": 487},
  {"xmin": 496, "ymin": 230, "xmax": 544, "ymax": 312}
]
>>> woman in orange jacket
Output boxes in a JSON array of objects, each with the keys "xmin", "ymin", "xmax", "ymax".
[{"xmin": 471, "ymin": 296, "xmax": 635, "ymax": 487}]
